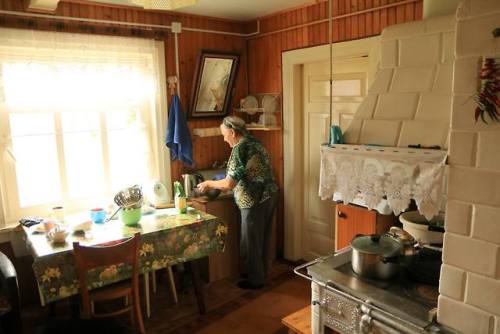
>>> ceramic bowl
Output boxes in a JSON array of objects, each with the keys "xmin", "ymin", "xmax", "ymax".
[
  {"xmin": 119, "ymin": 207, "xmax": 142, "ymax": 226},
  {"xmin": 194, "ymin": 188, "xmax": 221, "ymax": 200},
  {"xmin": 48, "ymin": 227, "xmax": 69, "ymax": 244}
]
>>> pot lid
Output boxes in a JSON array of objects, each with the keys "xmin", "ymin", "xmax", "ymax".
[{"xmin": 351, "ymin": 234, "xmax": 401, "ymax": 258}]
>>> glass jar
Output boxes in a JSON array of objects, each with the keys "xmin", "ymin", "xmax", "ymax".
[{"xmin": 175, "ymin": 196, "xmax": 187, "ymax": 214}]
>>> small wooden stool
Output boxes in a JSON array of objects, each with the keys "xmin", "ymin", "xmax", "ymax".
[{"xmin": 282, "ymin": 305, "xmax": 311, "ymax": 334}]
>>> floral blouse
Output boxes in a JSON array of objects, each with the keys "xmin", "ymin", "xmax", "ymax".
[{"xmin": 227, "ymin": 135, "xmax": 278, "ymax": 209}]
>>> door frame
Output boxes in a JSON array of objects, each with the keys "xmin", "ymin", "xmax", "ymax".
[{"xmin": 281, "ymin": 37, "xmax": 380, "ymax": 261}]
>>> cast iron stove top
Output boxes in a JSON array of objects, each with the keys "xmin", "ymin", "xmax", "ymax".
[
  {"xmin": 334, "ymin": 262, "xmax": 439, "ymax": 308},
  {"xmin": 306, "ymin": 249, "xmax": 441, "ymax": 330}
]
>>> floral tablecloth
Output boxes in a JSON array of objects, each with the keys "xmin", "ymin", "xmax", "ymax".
[{"xmin": 23, "ymin": 208, "xmax": 227, "ymax": 304}]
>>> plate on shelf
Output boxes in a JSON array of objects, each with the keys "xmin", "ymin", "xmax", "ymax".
[
  {"xmin": 240, "ymin": 95, "xmax": 259, "ymax": 114},
  {"xmin": 258, "ymin": 113, "xmax": 277, "ymax": 126},
  {"xmin": 262, "ymin": 95, "xmax": 278, "ymax": 113}
]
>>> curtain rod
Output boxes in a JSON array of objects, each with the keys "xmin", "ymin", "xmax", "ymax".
[{"xmin": 0, "ymin": 9, "xmax": 260, "ymax": 37}]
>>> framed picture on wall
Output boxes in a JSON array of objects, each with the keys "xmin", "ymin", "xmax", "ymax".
[{"xmin": 189, "ymin": 50, "xmax": 239, "ymax": 118}]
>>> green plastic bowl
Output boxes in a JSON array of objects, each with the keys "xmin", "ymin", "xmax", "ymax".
[{"xmin": 119, "ymin": 207, "xmax": 142, "ymax": 226}]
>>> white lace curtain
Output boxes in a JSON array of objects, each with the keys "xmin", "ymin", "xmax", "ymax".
[
  {"xmin": 319, "ymin": 145, "xmax": 447, "ymax": 219},
  {"xmin": 0, "ymin": 28, "xmax": 163, "ymax": 108}
]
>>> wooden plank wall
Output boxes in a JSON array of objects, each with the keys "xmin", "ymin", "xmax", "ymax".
[
  {"xmin": 0, "ymin": 0, "xmax": 423, "ymax": 258},
  {"xmin": 0, "ymin": 0, "xmax": 247, "ymax": 184},
  {"xmin": 246, "ymin": 0, "xmax": 423, "ymax": 256}
]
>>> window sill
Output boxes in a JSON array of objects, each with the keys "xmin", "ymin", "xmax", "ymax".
[{"xmin": 0, "ymin": 224, "xmax": 20, "ymax": 234}]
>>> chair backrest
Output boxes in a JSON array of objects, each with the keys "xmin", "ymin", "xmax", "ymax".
[
  {"xmin": 0, "ymin": 251, "xmax": 22, "ymax": 333},
  {"xmin": 73, "ymin": 233, "xmax": 141, "ymax": 316}
]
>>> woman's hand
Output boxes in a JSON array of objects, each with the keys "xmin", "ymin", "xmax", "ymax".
[
  {"xmin": 197, "ymin": 177, "xmax": 236, "ymax": 192},
  {"xmin": 197, "ymin": 180, "xmax": 212, "ymax": 193}
]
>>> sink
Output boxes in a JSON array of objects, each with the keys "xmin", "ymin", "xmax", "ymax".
[{"xmin": 197, "ymin": 168, "xmax": 226, "ymax": 182}]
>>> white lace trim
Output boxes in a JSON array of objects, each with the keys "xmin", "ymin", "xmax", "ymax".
[{"xmin": 319, "ymin": 145, "xmax": 447, "ymax": 219}]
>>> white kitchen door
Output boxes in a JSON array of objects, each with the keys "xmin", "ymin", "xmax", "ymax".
[{"xmin": 301, "ymin": 57, "xmax": 368, "ymax": 260}]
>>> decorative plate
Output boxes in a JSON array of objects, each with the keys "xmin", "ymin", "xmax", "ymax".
[
  {"xmin": 262, "ymin": 95, "xmax": 278, "ymax": 113},
  {"xmin": 240, "ymin": 95, "xmax": 259, "ymax": 115},
  {"xmin": 258, "ymin": 113, "xmax": 277, "ymax": 126}
]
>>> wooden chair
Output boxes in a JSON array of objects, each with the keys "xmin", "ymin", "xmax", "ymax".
[
  {"xmin": 0, "ymin": 251, "xmax": 22, "ymax": 334},
  {"xmin": 73, "ymin": 233, "xmax": 145, "ymax": 334}
]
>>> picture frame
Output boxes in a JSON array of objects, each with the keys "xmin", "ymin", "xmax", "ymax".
[{"xmin": 189, "ymin": 50, "xmax": 239, "ymax": 119}]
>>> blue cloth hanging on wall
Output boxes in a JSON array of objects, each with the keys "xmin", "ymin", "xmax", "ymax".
[{"xmin": 166, "ymin": 94, "xmax": 193, "ymax": 165}]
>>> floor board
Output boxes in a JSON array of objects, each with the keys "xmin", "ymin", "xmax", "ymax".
[{"xmin": 23, "ymin": 260, "xmax": 311, "ymax": 334}]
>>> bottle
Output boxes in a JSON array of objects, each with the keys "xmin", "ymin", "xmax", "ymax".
[
  {"xmin": 329, "ymin": 125, "xmax": 344, "ymax": 146},
  {"xmin": 51, "ymin": 206, "xmax": 65, "ymax": 224},
  {"xmin": 173, "ymin": 181, "xmax": 187, "ymax": 214}
]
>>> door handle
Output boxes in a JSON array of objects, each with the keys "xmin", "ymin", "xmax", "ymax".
[{"xmin": 337, "ymin": 211, "xmax": 346, "ymax": 219}]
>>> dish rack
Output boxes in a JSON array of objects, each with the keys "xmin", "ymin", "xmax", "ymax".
[{"xmin": 234, "ymin": 93, "xmax": 281, "ymax": 131}]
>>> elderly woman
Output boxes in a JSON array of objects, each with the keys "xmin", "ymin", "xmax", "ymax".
[{"xmin": 197, "ymin": 116, "xmax": 278, "ymax": 289}]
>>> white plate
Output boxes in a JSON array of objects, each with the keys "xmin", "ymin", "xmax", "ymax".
[
  {"xmin": 240, "ymin": 95, "xmax": 259, "ymax": 114},
  {"xmin": 258, "ymin": 114, "xmax": 277, "ymax": 126},
  {"xmin": 262, "ymin": 95, "xmax": 278, "ymax": 113},
  {"xmin": 30, "ymin": 224, "xmax": 46, "ymax": 233},
  {"xmin": 142, "ymin": 206, "xmax": 156, "ymax": 215},
  {"xmin": 70, "ymin": 220, "xmax": 93, "ymax": 232},
  {"xmin": 148, "ymin": 181, "xmax": 168, "ymax": 206}
]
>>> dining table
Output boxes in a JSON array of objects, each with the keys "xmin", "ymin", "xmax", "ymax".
[{"xmin": 22, "ymin": 207, "xmax": 228, "ymax": 317}]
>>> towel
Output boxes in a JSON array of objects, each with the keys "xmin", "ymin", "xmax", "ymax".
[{"xmin": 166, "ymin": 94, "xmax": 193, "ymax": 165}]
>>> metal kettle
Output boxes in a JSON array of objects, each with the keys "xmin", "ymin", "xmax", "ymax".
[
  {"xmin": 181, "ymin": 173, "xmax": 204, "ymax": 198},
  {"xmin": 388, "ymin": 226, "xmax": 419, "ymax": 256}
]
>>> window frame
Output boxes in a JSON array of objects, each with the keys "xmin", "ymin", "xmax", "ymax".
[{"xmin": 0, "ymin": 40, "xmax": 171, "ymax": 229}]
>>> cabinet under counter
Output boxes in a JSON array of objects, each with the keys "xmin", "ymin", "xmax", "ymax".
[
  {"xmin": 190, "ymin": 195, "xmax": 241, "ymax": 283},
  {"xmin": 335, "ymin": 203, "xmax": 398, "ymax": 251}
]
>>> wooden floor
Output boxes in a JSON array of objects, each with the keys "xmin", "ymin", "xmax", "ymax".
[{"xmin": 23, "ymin": 261, "xmax": 311, "ymax": 334}]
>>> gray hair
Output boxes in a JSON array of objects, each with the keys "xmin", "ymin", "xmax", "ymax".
[{"xmin": 222, "ymin": 116, "xmax": 247, "ymax": 136}]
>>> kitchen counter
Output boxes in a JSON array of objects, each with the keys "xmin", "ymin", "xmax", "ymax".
[
  {"xmin": 189, "ymin": 193, "xmax": 240, "ymax": 282},
  {"xmin": 189, "ymin": 190, "xmax": 233, "ymax": 204}
]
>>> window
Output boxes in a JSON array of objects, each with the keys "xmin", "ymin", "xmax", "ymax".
[{"xmin": 0, "ymin": 28, "xmax": 170, "ymax": 227}]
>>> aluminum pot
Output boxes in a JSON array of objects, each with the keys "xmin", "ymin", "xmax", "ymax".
[
  {"xmin": 387, "ymin": 226, "xmax": 442, "ymax": 269},
  {"xmin": 351, "ymin": 234, "xmax": 402, "ymax": 280},
  {"xmin": 399, "ymin": 211, "xmax": 444, "ymax": 245}
]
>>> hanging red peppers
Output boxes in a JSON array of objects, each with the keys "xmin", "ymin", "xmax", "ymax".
[{"xmin": 474, "ymin": 57, "xmax": 500, "ymax": 123}]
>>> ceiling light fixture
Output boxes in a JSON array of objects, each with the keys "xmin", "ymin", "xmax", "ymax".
[{"xmin": 130, "ymin": 0, "xmax": 197, "ymax": 10}]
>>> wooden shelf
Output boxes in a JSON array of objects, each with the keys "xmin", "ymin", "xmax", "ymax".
[
  {"xmin": 192, "ymin": 127, "xmax": 221, "ymax": 137},
  {"xmin": 247, "ymin": 125, "xmax": 282, "ymax": 131},
  {"xmin": 234, "ymin": 108, "xmax": 265, "ymax": 113},
  {"xmin": 235, "ymin": 93, "xmax": 282, "ymax": 129}
]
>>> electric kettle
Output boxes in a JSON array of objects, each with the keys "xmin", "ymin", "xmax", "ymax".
[{"xmin": 182, "ymin": 173, "xmax": 204, "ymax": 198}]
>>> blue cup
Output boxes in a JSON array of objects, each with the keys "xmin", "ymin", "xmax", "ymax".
[{"xmin": 90, "ymin": 208, "xmax": 106, "ymax": 224}]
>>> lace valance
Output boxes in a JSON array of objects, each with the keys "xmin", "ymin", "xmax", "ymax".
[{"xmin": 319, "ymin": 144, "xmax": 447, "ymax": 219}]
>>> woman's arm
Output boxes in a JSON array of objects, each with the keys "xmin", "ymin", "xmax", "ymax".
[{"xmin": 197, "ymin": 176, "xmax": 236, "ymax": 192}]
